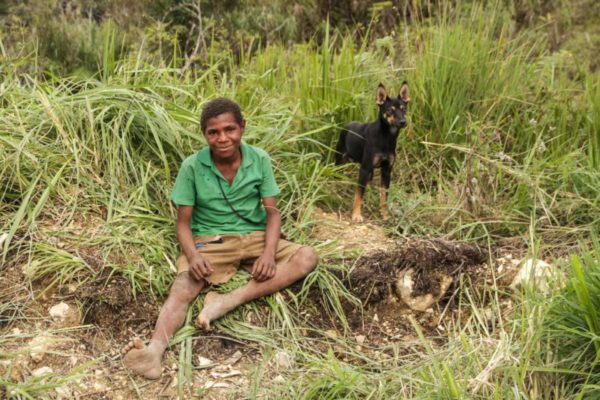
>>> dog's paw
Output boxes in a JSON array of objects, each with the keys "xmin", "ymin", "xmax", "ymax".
[{"xmin": 351, "ymin": 213, "xmax": 364, "ymax": 223}]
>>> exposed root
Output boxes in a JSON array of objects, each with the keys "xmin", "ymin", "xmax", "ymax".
[{"xmin": 395, "ymin": 268, "xmax": 453, "ymax": 311}]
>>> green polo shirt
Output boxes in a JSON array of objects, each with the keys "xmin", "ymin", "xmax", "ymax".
[{"xmin": 170, "ymin": 142, "xmax": 280, "ymax": 236}]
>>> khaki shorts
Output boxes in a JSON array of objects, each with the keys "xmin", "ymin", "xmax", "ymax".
[{"xmin": 175, "ymin": 231, "xmax": 302, "ymax": 284}]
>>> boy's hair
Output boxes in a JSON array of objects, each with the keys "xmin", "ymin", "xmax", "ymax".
[{"xmin": 200, "ymin": 97, "xmax": 244, "ymax": 132}]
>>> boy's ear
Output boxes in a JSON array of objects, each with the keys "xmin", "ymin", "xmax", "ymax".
[
  {"xmin": 376, "ymin": 83, "xmax": 387, "ymax": 105},
  {"xmin": 399, "ymin": 81, "xmax": 410, "ymax": 102}
]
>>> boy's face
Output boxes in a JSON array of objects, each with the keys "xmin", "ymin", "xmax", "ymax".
[{"xmin": 203, "ymin": 112, "xmax": 245, "ymax": 161}]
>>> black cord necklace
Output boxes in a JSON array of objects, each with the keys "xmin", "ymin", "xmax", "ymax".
[{"xmin": 215, "ymin": 173, "xmax": 262, "ymax": 225}]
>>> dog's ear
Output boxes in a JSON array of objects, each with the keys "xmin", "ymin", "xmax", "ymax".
[
  {"xmin": 376, "ymin": 83, "xmax": 387, "ymax": 105},
  {"xmin": 399, "ymin": 81, "xmax": 410, "ymax": 102}
]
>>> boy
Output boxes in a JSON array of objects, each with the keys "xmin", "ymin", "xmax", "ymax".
[{"xmin": 122, "ymin": 98, "xmax": 318, "ymax": 379}]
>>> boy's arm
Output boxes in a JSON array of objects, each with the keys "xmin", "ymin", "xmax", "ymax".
[
  {"xmin": 251, "ymin": 196, "xmax": 280, "ymax": 281},
  {"xmin": 176, "ymin": 205, "xmax": 213, "ymax": 280}
]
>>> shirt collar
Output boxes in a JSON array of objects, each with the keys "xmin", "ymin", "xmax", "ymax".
[{"xmin": 197, "ymin": 141, "xmax": 253, "ymax": 168}]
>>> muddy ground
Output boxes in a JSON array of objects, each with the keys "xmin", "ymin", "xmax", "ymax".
[{"xmin": 0, "ymin": 208, "xmax": 528, "ymax": 399}]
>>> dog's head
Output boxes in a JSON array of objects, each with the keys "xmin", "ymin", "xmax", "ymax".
[{"xmin": 376, "ymin": 82, "xmax": 410, "ymax": 131}]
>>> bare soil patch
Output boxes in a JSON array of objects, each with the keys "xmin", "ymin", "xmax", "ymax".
[
  {"xmin": 306, "ymin": 207, "xmax": 522, "ymax": 352},
  {"xmin": 78, "ymin": 274, "xmax": 159, "ymax": 344}
]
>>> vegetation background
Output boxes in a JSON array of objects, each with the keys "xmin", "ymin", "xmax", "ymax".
[{"xmin": 1, "ymin": 0, "xmax": 600, "ymax": 398}]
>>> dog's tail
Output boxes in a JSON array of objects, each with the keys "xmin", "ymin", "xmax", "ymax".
[{"xmin": 334, "ymin": 129, "xmax": 347, "ymax": 165}]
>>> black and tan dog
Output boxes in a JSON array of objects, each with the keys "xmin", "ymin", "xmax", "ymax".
[{"xmin": 335, "ymin": 82, "xmax": 410, "ymax": 222}]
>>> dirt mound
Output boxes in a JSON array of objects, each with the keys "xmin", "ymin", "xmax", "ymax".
[
  {"xmin": 309, "ymin": 207, "xmax": 494, "ymax": 338},
  {"xmin": 348, "ymin": 238, "xmax": 489, "ymax": 305}
]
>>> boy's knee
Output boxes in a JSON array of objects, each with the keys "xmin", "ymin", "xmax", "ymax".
[
  {"xmin": 170, "ymin": 272, "xmax": 203, "ymax": 304},
  {"xmin": 297, "ymin": 246, "xmax": 318, "ymax": 274}
]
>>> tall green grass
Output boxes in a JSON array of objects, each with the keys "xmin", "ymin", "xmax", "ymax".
[
  {"xmin": 377, "ymin": 4, "xmax": 600, "ymax": 240},
  {"xmin": 539, "ymin": 240, "xmax": 600, "ymax": 397}
]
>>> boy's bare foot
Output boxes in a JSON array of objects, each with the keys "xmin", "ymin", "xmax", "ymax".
[
  {"xmin": 196, "ymin": 292, "xmax": 234, "ymax": 330},
  {"xmin": 122, "ymin": 338, "xmax": 163, "ymax": 380}
]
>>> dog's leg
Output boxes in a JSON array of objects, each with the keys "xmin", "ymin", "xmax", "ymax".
[
  {"xmin": 351, "ymin": 187, "xmax": 364, "ymax": 222},
  {"xmin": 334, "ymin": 131, "xmax": 347, "ymax": 165},
  {"xmin": 380, "ymin": 161, "xmax": 391, "ymax": 220},
  {"xmin": 352, "ymin": 166, "xmax": 371, "ymax": 222}
]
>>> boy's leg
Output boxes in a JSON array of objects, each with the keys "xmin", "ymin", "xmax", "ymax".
[
  {"xmin": 122, "ymin": 272, "xmax": 204, "ymax": 379},
  {"xmin": 196, "ymin": 246, "xmax": 318, "ymax": 329}
]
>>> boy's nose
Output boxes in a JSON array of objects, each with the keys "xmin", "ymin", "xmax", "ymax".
[{"xmin": 217, "ymin": 131, "xmax": 228, "ymax": 140}]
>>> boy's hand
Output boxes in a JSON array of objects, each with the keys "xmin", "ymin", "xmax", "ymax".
[
  {"xmin": 189, "ymin": 253, "xmax": 214, "ymax": 281},
  {"xmin": 251, "ymin": 254, "xmax": 276, "ymax": 282}
]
